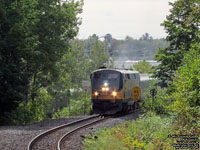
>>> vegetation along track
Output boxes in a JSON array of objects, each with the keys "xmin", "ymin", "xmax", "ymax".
[
  {"xmin": 27, "ymin": 115, "xmax": 102, "ymax": 150},
  {"xmin": 58, "ymin": 110, "xmax": 139, "ymax": 150}
]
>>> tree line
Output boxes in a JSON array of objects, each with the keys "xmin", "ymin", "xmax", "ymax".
[
  {"xmin": 0, "ymin": 0, "xmax": 109, "ymax": 124},
  {"xmin": 0, "ymin": 0, "xmax": 82, "ymax": 124},
  {"xmin": 97, "ymin": 33, "xmax": 168, "ymax": 60}
]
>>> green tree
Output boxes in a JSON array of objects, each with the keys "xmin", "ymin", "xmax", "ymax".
[
  {"xmin": 0, "ymin": 0, "xmax": 82, "ymax": 123},
  {"xmin": 42, "ymin": 35, "xmax": 109, "ymax": 117},
  {"xmin": 0, "ymin": 0, "xmax": 40, "ymax": 122},
  {"xmin": 89, "ymin": 34, "xmax": 109, "ymax": 70},
  {"xmin": 48, "ymin": 39, "xmax": 91, "ymax": 114},
  {"xmin": 153, "ymin": 0, "xmax": 200, "ymax": 87},
  {"xmin": 170, "ymin": 44, "xmax": 200, "ymax": 128},
  {"xmin": 139, "ymin": 33, "xmax": 153, "ymax": 41},
  {"xmin": 26, "ymin": 0, "xmax": 83, "ymax": 101},
  {"xmin": 133, "ymin": 60, "xmax": 152, "ymax": 74}
]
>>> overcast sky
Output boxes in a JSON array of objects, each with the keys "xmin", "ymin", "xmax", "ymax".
[{"xmin": 77, "ymin": 0, "xmax": 176, "ymax": 39}]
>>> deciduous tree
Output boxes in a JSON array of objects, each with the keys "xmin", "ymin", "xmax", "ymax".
[
  {"xmin": 153, "ymin": 0, "xmax": 200, "ymax": 87},
  {"xmin": 133, "ymin": 60, "xmax": 152, "ymax": 74},
  {"xmin": 0, "ymin": 0, "xmax": 82, "ymax": 123},
  {"xmin": 170, "ymin": 44, "xmax": 200, "ymax": 127}
]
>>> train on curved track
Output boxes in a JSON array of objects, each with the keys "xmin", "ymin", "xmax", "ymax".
[{"xmin": 90, "ymin": 68, "xmax": 151, "ymax": 114}]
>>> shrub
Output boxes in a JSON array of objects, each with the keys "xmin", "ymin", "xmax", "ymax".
[
  {"xmin": 133, "ymin": 59, "xmax": 152, "ymax": 74},
  {"xmin": 6, "ymin": 88, "xmax": 51, "ymax": 125},
  {"xmin": 169, "ymin": 45, "xmax": 200, "ymax": 130},
  {"xmin": 82, "ymin": 114, "xmax": 175, "ymax": 150},
  {"xmin": 52, "ymin": 92, "xmax": 92, "ymax": 118},
  {"xmin": 141, "ymin": 87, "xmax": 172, "ymax": 115}
]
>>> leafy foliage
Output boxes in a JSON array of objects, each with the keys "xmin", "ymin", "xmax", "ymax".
[
  {"xmin": 48, "ymin": 39, "xmax": 90, "ymax": 112},
  {"xmin": 0, "ymin": 0, "xmax": 83, "ymax": 124},
  {"xmin": 153, "ymin": 0, "xmax": 200, "ymax": 87},
  {"xmin": 141, "ymin": 87, "xmax": 172, "ymax": 115},
  {"xmin": 6, "ymin": 88, "xmax": 51, "ymax": 125},
  {"xmin": 139, "ymin": 33, "xmax": 153, "ymax": 41},
  {"xmin": 86, "ymin": 34, "xmax": 109, "ymax": 69},
  {"xmin": 48, "ymin": 36, "xmax": 109, "ymax": 115},
  {"xmin": 83, "ymin": 115, "xmax": 175, "ymax": 150},
  {"xmin": 133, "ymin": 59, "xmax": 152, "ymax": 74},
  {"xmin": 0, "ymin": 0, "xmax": 40, "ymax": 124},
  {"xmin": 169, "ymin": 44, "xmax": 200, "ymax": 129},
  {"xmin": 52, "ymin": 93, "xmax": 92, "ymax": 118}
]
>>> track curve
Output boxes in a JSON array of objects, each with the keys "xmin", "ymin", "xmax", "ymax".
[
  {"xmin": 57, "ymin": 116, "xmax": 109, "ymax": 150},
  {"xmin": 27, "ymin": 115, "xmax": 99, "ymax": 150}
]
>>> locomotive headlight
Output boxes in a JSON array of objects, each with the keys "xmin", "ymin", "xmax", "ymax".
[
  {"xmin": 104, "ymin": 82, "xmax": 108, "ymax": 86},
  {"xmin": 112, "ymin": 91, "xmax": 117, "ymax": 97},
  {"xmin": 105, "ymin": 87, "xmax": 109, "ymax": 91},
  {"xmin": 94, "ymin": 91, "xmax": 99, "ymax": 96},
  {"xmin": 102, "ymin": 87, "xmax": 106, "ymax": 91}
]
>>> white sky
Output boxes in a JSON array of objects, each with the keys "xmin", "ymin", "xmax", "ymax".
[{"xmin": 77, "ymin": 0, "xmax": 176, "ymax": 39}]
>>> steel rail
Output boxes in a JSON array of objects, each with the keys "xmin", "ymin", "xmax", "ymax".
[
  {"xmin": 27, "ymin": 115, "xmax": 99, "ymax": 150},
  {"xmin": 57, "ymin": 116, "xmax": 109, "ymax": 150}
]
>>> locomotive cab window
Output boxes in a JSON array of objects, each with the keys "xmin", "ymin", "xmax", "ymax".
[
  {"xmin": 108, "ymin": 73, "xmax": 119, "ymax": 79},
  {"xmin": 130, "ymin": 74, "xmax": 134, "ymax": 79},
  {"xmin": 125, "ymin": 74, "xmax": 130, "ymax": 79},
  {"xmin": 134, "ymin": 74, "xmax": 137, "ymax": 79},
  {"xmin": 93, "ymin": 73, "xmax": 102, "ymax": 78},
  {"xmin": 91, "ymin": 70, "xmax": 123, "ymax": 91}
]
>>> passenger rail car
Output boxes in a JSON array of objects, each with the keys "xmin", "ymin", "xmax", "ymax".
[{"xmin": 90, "ymin": 68, "xmax": 149, "ymax": 114}]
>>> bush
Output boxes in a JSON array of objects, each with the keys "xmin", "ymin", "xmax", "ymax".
[
  {"xmin": 83, "ymin": 129, "xmax": 128, "ymax": 150},
  {"xmin": 169, "ymin": 45, "xmax": 200, "ymax": 129},
  {"xmin": 141, "ymin": 87, "xmax": 172, "ymax": 115},
  {"xmin": 6, "ymin": 88, "xmax": 51, "ymax": 125},
  {"xmin": 52, "ymin": 92, "xmax": 92, "ymax": 118},
  {"xmin": 133, "ymin": 59, "xmax": 152, "ymax": 74},
  {"xmin": 82, "ymin": 114, "xmax": 175, "ymax": 150}
]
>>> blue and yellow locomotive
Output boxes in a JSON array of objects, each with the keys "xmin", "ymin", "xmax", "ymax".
[{"xmin": 90, "ymin": 68, "xmax": 149, "ymax": 114}]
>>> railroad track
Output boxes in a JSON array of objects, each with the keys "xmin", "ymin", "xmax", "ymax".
[
  {"xmin": 57, "ymin": 110, "xmax": 139, "ymax": 150},
  {"xmin": 57, "ymin": 116, "xmax": 109, "ymax": 150},
  {"xmin": 27, "ymin": 115, "xmax": 109, "ymax": 150}
]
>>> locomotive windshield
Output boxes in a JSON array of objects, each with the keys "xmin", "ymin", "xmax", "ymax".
[{"xmin": 91, "ymin": 70, "xmax": 123, "ymax": 91}]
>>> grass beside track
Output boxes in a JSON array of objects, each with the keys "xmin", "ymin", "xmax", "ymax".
[{"xmin": 82, "ymin": 114, "xmax": 176, "ymax": 150}]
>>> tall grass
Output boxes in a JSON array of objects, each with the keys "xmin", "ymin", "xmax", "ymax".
[{"xmin": 83, "ymin": 115, "xmax": 175, "ymax": 150}]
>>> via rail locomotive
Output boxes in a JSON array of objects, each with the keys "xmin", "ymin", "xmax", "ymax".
[{"xmin": 90, "ymin": 68, "xmax": 150, "ymax": 114}]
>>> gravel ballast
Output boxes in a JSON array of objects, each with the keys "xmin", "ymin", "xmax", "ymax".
[
  {"xmin": 0, "ymin": 116, "xmax": 87, "ymax": 150},
  {"xmin": 0, "ymin": 112, "xmax": 141, "ymax": 150}
]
